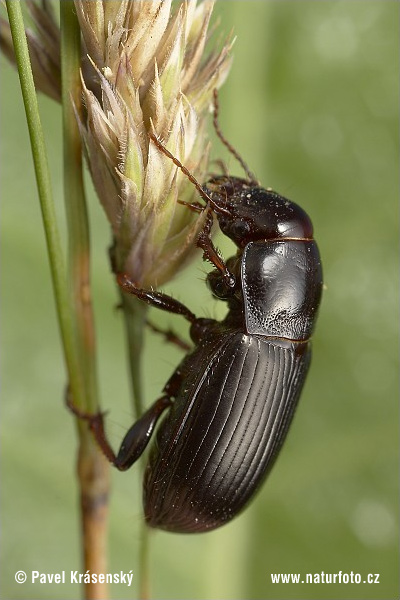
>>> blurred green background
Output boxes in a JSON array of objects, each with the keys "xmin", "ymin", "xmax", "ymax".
[{"xmin": 1, "ymin": 1, "xmax": 398, "ymax": 599}]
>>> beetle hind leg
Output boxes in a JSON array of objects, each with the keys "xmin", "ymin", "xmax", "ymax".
[
  {"xmin": 66, "ymin": 389, "xmax": 172, "ymax": 471},
  {"xmin": 113, "ymin": 395, "xmax": 172, "ymax": 470}
]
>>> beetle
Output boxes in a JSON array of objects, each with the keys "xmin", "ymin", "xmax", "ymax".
[{"xmin": 71, "ymin": 95, "xmax": 323, "ymax": 533}]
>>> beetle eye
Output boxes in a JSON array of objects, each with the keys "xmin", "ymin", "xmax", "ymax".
[
  {"xmin": 231, "ymin": 220, "xmax": 250, "ymax": 238},
  {"xmin": 207, "ymin": 271, "xmax": 235, "ymax": 300}
]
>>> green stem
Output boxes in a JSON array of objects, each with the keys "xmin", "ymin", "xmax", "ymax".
[
  {"xmin": 60, "ymin": 4, "xmax": 110, "ymax": 600},
  {"xmin": 5, "ymin": 0, "xmax": 85, "ymax": 406},
  {"xmin": 120, "ymin": 294, "xmax": 148, "ymax": 417},
  {"xmin": 119, "ymin": 293, "xmax": 150, "ymax": 599},
  {"xmin": 60, "ymin": 1, "xmax": 98, "ymax": 413}
]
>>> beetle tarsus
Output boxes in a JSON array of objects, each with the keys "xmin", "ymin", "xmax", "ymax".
[{"xmin": 65, "ymin": 389, "xmax": 116, "ymax": 463}]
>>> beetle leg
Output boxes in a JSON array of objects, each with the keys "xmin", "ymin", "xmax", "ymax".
[
  {"xmin": 112, "ymin": 395, "xmax": 172, "ymax": 470},
  {"xmin": 65, "ymin": 389, "xmax": 116, "ymax": 463},
  {"xmin": 196, "ymin": 211, "xmax": 236, "ymax": 288},
  {"xmin": 67, "ymin": 390, "xmax": 172, "ymax": 471},
  {"xmin": 146, "ymin": 319, "xmax": 192, "ymax": 352},
  {"xmin": 117, "ymin": 274, "xmax": 198, "ymax": 324},
  {"xmin": 176, "ymin": 201, "xmax": 235, "ymax": 288},
  {"xmin": 177, "ymin": 199, "xmax": 204, "ymax": 213}
]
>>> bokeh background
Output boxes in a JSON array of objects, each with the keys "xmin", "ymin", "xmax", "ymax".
[{"xmin": 1, "ymin": 1, "xmax": 398, "ymax": 599}]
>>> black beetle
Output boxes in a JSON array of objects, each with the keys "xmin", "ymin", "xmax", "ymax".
[{"xmin": 71, "ymin": 101, "xmax": 323, "ymax": 533}]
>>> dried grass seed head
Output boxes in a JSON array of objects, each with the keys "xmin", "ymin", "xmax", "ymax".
[{"xmin": 76, "ymin": 0, "xmax": 232, "ymax": 287}]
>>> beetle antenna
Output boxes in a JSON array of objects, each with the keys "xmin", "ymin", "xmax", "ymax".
[
  {"xmin": 212, "ymin": 89, "xmax": 259, "ymax": 185},
  {"xmin": 149, "ymin": 133, "xmax": 231, "ymax": 216}
]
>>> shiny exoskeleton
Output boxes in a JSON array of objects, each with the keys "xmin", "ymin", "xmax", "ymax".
[{"xmin": 73, "ymin": 170, "xmax": 322, "ymax": 534}]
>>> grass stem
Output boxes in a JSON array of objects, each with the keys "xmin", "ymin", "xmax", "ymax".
[{"xmin": 60, "ymin": 4, "xmax": 110, "ymax": 599}]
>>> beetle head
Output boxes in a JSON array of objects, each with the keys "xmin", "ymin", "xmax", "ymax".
[{"xmin": 204, "ymin": 176, "xmax": 314, "ymax": 247}]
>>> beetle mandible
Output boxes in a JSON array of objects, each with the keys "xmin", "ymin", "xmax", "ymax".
[{"xmin": 71, "ymin": 92, "xmax": 323, "ymax": 533}]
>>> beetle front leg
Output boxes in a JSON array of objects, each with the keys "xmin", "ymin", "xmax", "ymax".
[
  {"xmin": 196, "ymin": 211, "xmax": 236, "ymax": 288},
  {"xmin": 68, "ymin": 393, "xmax": 172, "ymax": 470},
  {"xmin": 174, "ymin": 201, "xmax": 234, "ymax": 286}
]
